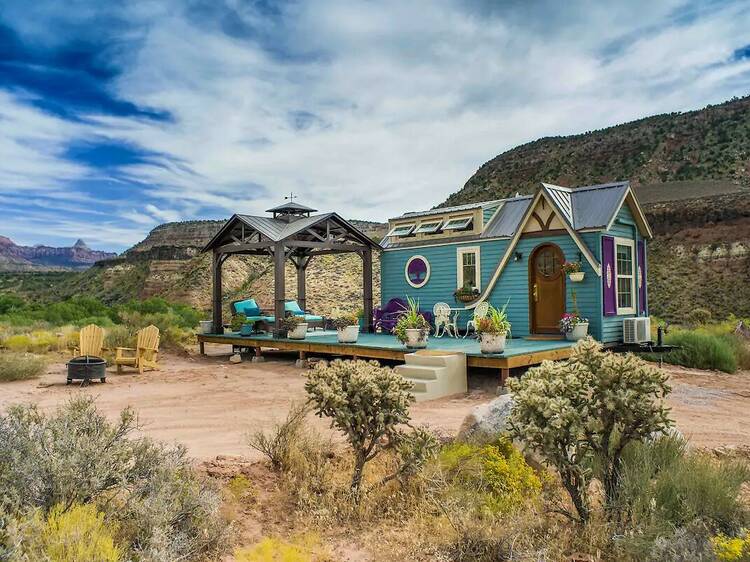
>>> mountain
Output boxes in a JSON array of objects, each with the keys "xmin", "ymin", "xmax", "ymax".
[
  {"xmin": 441, "ymin": 95, "xmax": 750, "ymax": 323},
  {"xmin": 0, "ymin": 236, "xmax": 117, "ymax": 271}
]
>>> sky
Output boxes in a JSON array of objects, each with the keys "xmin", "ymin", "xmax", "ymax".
[{"xmin": 1, "ymin": 0, "xmax": 749, "ymax": 252}]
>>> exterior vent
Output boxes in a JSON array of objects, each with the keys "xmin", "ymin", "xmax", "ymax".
[{"xmin": 623, "ymin": 317, "xmax": 651, "ymax": 344}]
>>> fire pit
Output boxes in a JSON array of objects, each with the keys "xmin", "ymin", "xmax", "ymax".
[{"xmin": 67, "ymin": 356, "xmax": 107, "ymax": 384}]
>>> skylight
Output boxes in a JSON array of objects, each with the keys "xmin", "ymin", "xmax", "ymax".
[
  {"xmin": 386, "ymin": 223, "xmax": 415, "ymax": 237},
  {"xmin": 442, "ymin": 216, "xmax": 473, "ymax": 231},
  {"xmin": 414, "ymin": 220, "xmax": 442, "ymax": 234}
]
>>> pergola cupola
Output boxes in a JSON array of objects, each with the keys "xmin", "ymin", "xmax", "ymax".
[{"xmin": 266, "ymin": 201, "xmax": 318, "ymax": 222}]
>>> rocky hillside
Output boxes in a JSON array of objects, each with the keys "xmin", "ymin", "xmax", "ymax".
[
  {"xmin": 0, "ymin": 237, "xmax": 116, "ymax": 271},
  {"xmin": 444, "ymin": 95, "xmax": 750, "ymax": 205}
]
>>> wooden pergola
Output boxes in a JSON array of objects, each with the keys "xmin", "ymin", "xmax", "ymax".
[{"xmin": 202, "ymin": 202, "xmax": 381, "ymax": 334}]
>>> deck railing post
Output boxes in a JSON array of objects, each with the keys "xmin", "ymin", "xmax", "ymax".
[
  {"xmin": 273, "ymin": 242, "xmax": 286, "ymax": 336},
  {"xmin": 362, "ymin": 247, "xmax": 373, "ymax": 332},
  {"xmin": 211, "ymin": 250, "xmax": 224, "ymax": 334}
]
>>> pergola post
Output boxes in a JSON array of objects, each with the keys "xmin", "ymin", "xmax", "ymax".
[
  {"xmin": 211, "ymin": 250, "xmax": 224, "ymax": 334},
  {"xmin": 273, "ymin": 242, "xmax": 286, "ymax": 335},
  {"xmin": 362, "ymin": 247, "xmax": 373, "ymax": 332},
  {"xmin": 296, "ymin": 257, "xmax": 307, "ymax": 311}
]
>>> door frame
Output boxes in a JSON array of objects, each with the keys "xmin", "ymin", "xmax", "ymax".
[{"xmin": 528, "ymin": 243, "xmax": 566, "ymax": 334}]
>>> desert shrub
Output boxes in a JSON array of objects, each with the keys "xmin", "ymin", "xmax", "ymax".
[
  {"xmin": 235, "ymin": 534, "xmax": 330, "ymax": 562},
  {"xmin": 509, "ymin": 338, "xmax": 672, "ymax": 522},
  {"xmin": 118, "ymin": 310, "xmax": 195, "ymax": 350},
  {"xmin": 617, "ymin": 434, "xmax": 749, "ymax": 535},
  {"xmin": 0, "ymin": 352, "xmax": 46, "ymax": 381},
  {"xmin": 11, "ymin": 503, "xmax": 122, "ymax": 562},
  {"xmin": 0, "ymin": 398, "xmax": 228, "ymax": 561},
  {"xmin": 712, "ymin": 530, "xmax": 750, "ymax": 561},
  {"xmin": 658, "ymin": 331, "xmax": 738, "ymax": 373},
  {"xmin": 0, "ymin": 294, "xmax": 24, "ymax": 314},
  {"xmin": 248, "ymin": 402, "xmax": 310, "ymax": 471},
  {"xmin": 227, "ymin": 475, "xmax": 254, "ymax": 501},
  {"xmin": 305, "ymin": 359, "xmax": 437, "ymax": 501},
  {"xmin": 438, "ymin": 438, "xmax": 541, "ymax": 514},
  {"xmin": 120, "ymin": 298, "xmax": 201, "ymax": 329},
  {"xmin": 719, "ymin": 333, "xmax": 750, "ymax": 370},
  {"xmin": 3, "ymin": 333, "xmax": 33, "ymax": 351},
  {"xmin": 686, "ymin": 307, "xmax": 713, "ymax": 326},
  {"xmin": 104, "ymin": 324, "xmax": 134, "ymax": 350},
  {"xmin": 647, "ymin": 524, "xmax": 717, "ymax": 562}
]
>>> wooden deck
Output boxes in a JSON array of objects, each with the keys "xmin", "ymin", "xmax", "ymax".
[{"xmin": 197, "ymin": 331, "xmax": 574, "ymax": 385}]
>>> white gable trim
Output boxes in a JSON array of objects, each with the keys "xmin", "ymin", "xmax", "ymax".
[{"xmin": 605, "ymin": 186, "xmax": 653, "ymax": 239}]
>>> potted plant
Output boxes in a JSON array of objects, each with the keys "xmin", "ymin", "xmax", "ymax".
[
  {"xmin": 559, "ymin": 312, "xmax": 589, "ymax": 341},
  {"xmin": 282, "ymin": 315, "xmax": 308, "ymax": 340},
  {"xmin": 333, "ymin": 314, "xmax": 360, "ymax": 343},
  {"xmin": 562, "ymin": 261, "xmax": 584, "ymax": 282},
  {"xmin": 230, "ymin": 314, "xmax": 247, "ymax": 334},
  {"xmin": 475, "ymin": 304, "xmax": 511, "ymax": 354},
  {"xmin": 393, "ymin": 297, "xmax": 430, "ymax": 349},
  {"xmin": 454, "ymin": 282, "xmax": 480, "ymax": 303},
  {"xmin": 199, "ymin": 320, "xmax": 213, "ymax": 334}
]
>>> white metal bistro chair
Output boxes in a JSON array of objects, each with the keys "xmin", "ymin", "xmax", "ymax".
[
  {"xmin": 433, "ymin": 302, "xmax": 458, "ymax": 338},
  {"xmin": 464, "ymin": 300, "xmax": 489, "ymax": 338}
]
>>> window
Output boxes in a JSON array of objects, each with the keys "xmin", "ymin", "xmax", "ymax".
[
  {"xmin": 386, "ymin": 223, "xmax": 415, "ymax": 238},
  {"xmin": 614, "ymin": 238, "xmax": 636, "ymax": 314},
  {"xmin": 457, "ymin": 246, "xmax": 481, "ymax": 290},
  {"xmin": 443, "ymin": 216, "xmax": 473, "ymax": 231},
  {"xmin": 414, "ymin": 220, "xmax": 442, "ymax": 234},
  {"xmin": 405, "ymin": 255, "xmax": 430, "ymax": 288}
]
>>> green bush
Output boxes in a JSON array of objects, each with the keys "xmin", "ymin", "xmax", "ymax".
[
  {"xmin": 0, "ymin": 352, "xmax": 46, "ymax": 381},
  {"xmin": 658, "ymin": 331, "xmax": 738, "ymax": 373},
  {"xmin": 438, "ymin": 438, "xmax": 541, "ymax": 514},
  {"xmin": 686, "ymin": 307, "xmax": 712, "ymax": 326},
  {"xmin": 0, "ymin": 398, "xmax": 228, "ymax": 561}
]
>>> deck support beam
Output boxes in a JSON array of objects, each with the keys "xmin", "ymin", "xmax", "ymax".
[
  {"xmin": 362, "ymin": 247, "xmax": 373, "ymax": 332},
  {"xmin": 273, "ymin": 242, "xmax": 286, "ymax": 336},
  {"xmin": 211, "ymin": 251, "xmax": 224, "ymax": 334}
]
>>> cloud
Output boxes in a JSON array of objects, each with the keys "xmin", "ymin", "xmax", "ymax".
[{"xmin": 1, "ymin": 0, "xmax": 750, "ymax": 250}]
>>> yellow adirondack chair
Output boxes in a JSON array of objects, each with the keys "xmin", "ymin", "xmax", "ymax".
[
  {"xmin": 115, "ymin": 325, "xmax": 160, "ymax": 374},
  {"xmin": 73, "ymin": 324, "xmax": 104, "ymax": 357}
]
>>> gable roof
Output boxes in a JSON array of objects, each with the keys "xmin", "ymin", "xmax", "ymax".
[{"xmin": 480, "ymin": 196, "xmax": 533, "ymax": 238}]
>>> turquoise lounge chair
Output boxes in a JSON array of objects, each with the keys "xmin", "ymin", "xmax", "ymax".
[
  {"xmin": 284, "ymin": 300, "xmax": 325, "ymax": 329},
  {"xmin": 230, "ymin": 299, "xmax": 275, "ymax": 331}
]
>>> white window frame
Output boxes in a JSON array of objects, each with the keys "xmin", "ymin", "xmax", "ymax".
[
  {"xmin": 614, "ymin": 237, "xmax": 636, "ymax": 315},
  {"xmin": 404, "ymin": 255, "xmax": 431, "ymax": 288},
  {"xmin": 443, "ymin": 216, "xmax": 473, "ymax": 231},
  {"xmin": 386, "ymin": 223, "xmax": 415, "ymax": 238},
  {"xmin": 414, "ymin": 220, "xmax": 443, "ymax": 234},
  {"xmin": 457, "ymin": 246, "xmax": 481, "ymax": 291}
]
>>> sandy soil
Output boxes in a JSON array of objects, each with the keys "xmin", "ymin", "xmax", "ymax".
[{"xmin": 1, "ymin": 346, "xmax": 749, "ymax": 459}]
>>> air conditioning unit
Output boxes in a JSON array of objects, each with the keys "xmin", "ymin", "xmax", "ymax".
[{"xmin": 623, "ymin": 317, "xmax": 651, "ymax": 344}]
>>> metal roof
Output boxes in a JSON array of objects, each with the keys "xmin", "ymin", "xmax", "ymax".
[
  {"xmin": 265, "ymin": 201, "xmax": 318, "ymax": 213},
  {"xmin": 391, "ymin": 199, "xmax": 504, "ymax": 221},
  {"xmin": 480, "ymin": 196, "xmax": 533, "ymax": 238},
  {"xmin": 542, "ymin": 181, "xmax": 630, "ymax": 230}
]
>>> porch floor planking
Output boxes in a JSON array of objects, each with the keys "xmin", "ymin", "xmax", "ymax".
[{"xmin": 197, "ymin": 331, "xmax": 574, "ymax": 384}]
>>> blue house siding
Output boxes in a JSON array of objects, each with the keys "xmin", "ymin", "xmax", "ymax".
[
  {"xmin": 380, "ymin": 232, "xmax": 602, "ymax": 339},
  {"xmin": 599, "ymin": 202, "xmax": 648, "ymax": 343}
]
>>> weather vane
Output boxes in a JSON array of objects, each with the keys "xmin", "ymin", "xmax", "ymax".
[{"xmin": 285, "ymin": 192, "xmax": 297, "ymax": 202}]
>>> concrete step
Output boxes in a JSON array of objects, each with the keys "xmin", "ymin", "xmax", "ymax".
[
  {"xmin": 394, "ymin": 365, "xmax": 444, "ymax": 380},
  {"xmin": 404, "ymin": 352, "xmax": 451, "ymax": 368}
]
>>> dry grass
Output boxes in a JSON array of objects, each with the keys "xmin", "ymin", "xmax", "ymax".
[{"xmin": 0, "ymin": 352, "xmax": 47, "ymax": 381}]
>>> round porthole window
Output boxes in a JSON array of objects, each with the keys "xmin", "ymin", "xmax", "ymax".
[{"xmin": 405, "ymin": 255, "xmax": 430, "ymax": 288}]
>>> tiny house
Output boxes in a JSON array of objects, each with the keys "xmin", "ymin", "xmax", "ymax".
[{"xmin": 380, "ymin": 181, "xmax": 653, "ymax": 343}]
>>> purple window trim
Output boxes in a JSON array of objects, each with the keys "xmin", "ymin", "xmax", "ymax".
[
  {"xmin": 637, "ymin": 240, "xmax": 647, "ymax": 315},
  {"xmin": 602, "ymin": 236, "xmax": 617, "ymax": 316}
]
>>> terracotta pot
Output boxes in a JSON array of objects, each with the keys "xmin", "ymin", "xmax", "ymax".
[
  {"xmin": 568, "ymin": 272, "xmax": 585, "ymax": 282},
  {"xmin": 479, "ymin": 333, "xmax": 507, "ymax": 353},
  {"xmin": 405, "ymin": 328, "xmax": 428, "ymax": 348},
  {"xmin": 337, "ymin": 325, "xmax": 360, "ymax": 343},
  {"xmin": 565, "ymin": 322, "xmax": 589, "ymax": 341},
  {"xmin": 287, "ymin": 323, "xmax": 308, "ymax": 340}
]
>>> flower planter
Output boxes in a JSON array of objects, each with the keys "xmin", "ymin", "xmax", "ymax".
[
  {"xmin": 404, "ymin": 328, "xmax": 428, "ymax": 349},
  {"xmin": 239, "ymin": 323, "xmax": 255, "ymax": 336},
  {"xmin": 455, "ymin": 293, "xmax": 478, "ymax": 304},
  {"xmin": 479, "ymin": 333, "xmax": 507, "ymax": 354},
  {"xmin": 565, "ymin": 322, "xmax": 589, "ymax": 341},
  {"xmin": 337, "ymin": 325, "xmax": 360, "ymax": 343},
  {"xmin": 287, "ymin": 323, "xmax": 308, "ymax": 340},
  {"xmin": 568, "ymin": 272, "xmax": 585, "ymax": 282},
  {"xmin": 199, "ymin": 320, "xmax": 213, "ymax": 334}
]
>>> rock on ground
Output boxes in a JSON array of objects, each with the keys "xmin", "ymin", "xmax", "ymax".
[{"xmin": 457, "ymin": 393, "xmax": 515, "ymax": 442}]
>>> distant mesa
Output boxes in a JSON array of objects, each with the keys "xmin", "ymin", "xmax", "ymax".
[{"xmin": 0, "ymin": 236, "xmax": 117, "ymax": 272}]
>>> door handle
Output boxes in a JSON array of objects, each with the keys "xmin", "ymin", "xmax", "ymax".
[{"xmin": 532, "ymin": 284, "xmax": 538, "ymax": 302}]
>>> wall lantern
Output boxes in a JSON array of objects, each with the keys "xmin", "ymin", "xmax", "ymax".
[{"xmin": 514, "ymin": 251, "xmax": 523, "ymax": 261}]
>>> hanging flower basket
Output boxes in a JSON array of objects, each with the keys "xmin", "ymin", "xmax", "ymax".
[
  {"xmin": 568, "ymin": 272, "xmax": 585, "ymax": 282},
  {"xmin": 454, "ymin": 284, "xmax": 479, "ymax": 303}
]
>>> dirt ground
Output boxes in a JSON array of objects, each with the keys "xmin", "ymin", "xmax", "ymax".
[{"xmin": 1, "ymin": 345, "xmax": 749, "ymax": 460}]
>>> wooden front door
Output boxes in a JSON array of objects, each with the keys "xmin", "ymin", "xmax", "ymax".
[{"xmin": 529, "ymin": 244, "xmax": 565, "ymax": 334}]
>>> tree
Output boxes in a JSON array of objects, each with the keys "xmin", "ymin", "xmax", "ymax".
[
  {"xmin": 305, "ymin": 359, "xmax": 435, "ymax": 501},
  {"xmin": 508, "ymin": 338, "xmax": 672, "ymax": 523}
]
